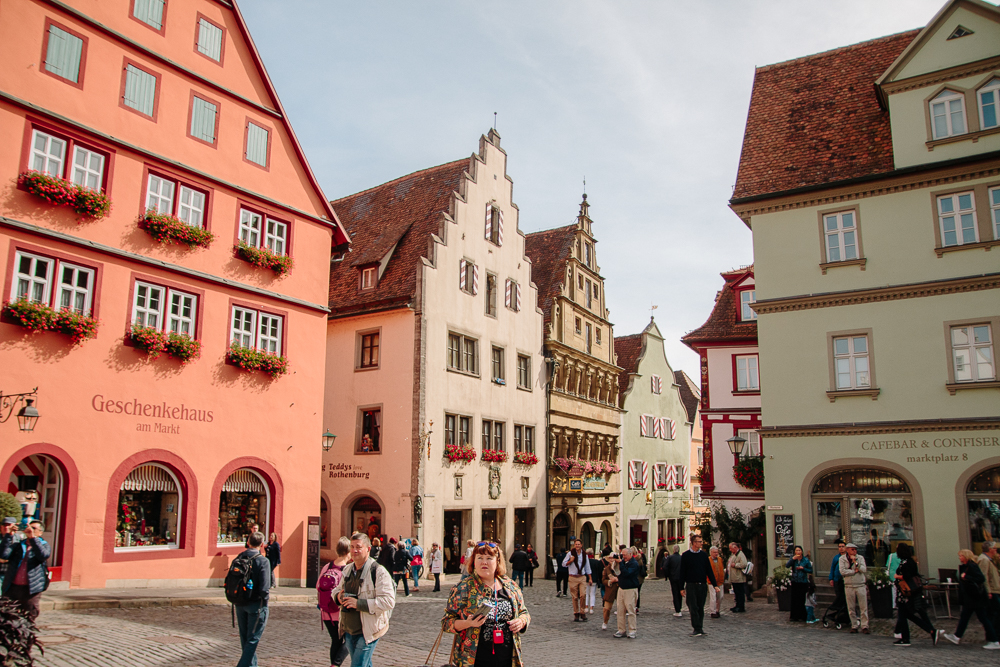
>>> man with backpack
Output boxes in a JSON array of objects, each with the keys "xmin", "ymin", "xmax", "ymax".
[
  {"xmin": 334, "ymin": 532, "xmax": 396, "ymax": 667},
  {"xmin": 225, "ymin": 531, "xmax": 270, "ymax": 667}
]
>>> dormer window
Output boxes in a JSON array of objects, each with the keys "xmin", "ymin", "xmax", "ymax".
[
  {"xmin": 739, "ymin": 290, "xmax": 757, "ymax": 321},
  {"xmin": 978, "ymin": 78, "xmax": 1000, "ymax": 131},
  {"xmin": 930, "ymin": 89, "xmax": 967, "ymax": 139},
  {"xmin": 360, "ymin": 266, "xmax": 377, "ymax": 290}
]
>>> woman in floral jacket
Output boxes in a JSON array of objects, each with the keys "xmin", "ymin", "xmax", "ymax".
[{"xmin": 442, "ymin": 541, "xmax": 530, "ymax": 667}]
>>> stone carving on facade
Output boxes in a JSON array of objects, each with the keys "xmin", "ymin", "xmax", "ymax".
[{"xmin": 488, "ymin": 464, "xmax": 502, "ymax": 499}]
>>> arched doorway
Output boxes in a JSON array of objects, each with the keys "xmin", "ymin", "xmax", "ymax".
[
  {"xmin": 812, "ymin": 468, "xmax": 913, "ymax": 575},
  {"xmin": 967, "ymin": 466, "xmax": 1000, "ymax": 554},
  {"xmin": 552, "ymin": 512, "xmax": 570, "ymax": 559},
  {"xmin": 320, "ymin": 497, "xmax": 329, "ymax": 548},
  {"xmin": 9, "ymin": 454, "xmax": 64, "ymax": 566},
  {"xmin": 600, "ymin": 520, "xmax": 614, "ymax": 552},
  {"xmin": 351, "ymin": 496, "xmax": 382, "ymax": 542},
  {"xmin": 579, "ymin": 521, "xmax": 595, "ymax": 551}
]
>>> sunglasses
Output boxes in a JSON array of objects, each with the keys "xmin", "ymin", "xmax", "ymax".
[{"xmin": 476, "ymin": 541, "xmax": 498, "ymax": 548}]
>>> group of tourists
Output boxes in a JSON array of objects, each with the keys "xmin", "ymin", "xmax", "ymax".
[{"xmin": 0, "ymin": 516, "xmax": 50, "ymax": 623}]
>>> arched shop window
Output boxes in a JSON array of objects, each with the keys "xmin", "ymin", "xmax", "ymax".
[
  {"xmin": 218, "ymin": 468, "xmax": 270, "ymax": 546},
  {"xmin": 967, "ymin": 466, "xmax": 1000, "ymax": 554},
  {"xmin": 116, "ymin": 463, "xmax": 182, "ymax": 550}
]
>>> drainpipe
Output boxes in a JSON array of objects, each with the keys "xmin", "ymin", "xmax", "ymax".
[{"xmin": 544, "ymin": 352, "xmax": 557, "ymax": 578}]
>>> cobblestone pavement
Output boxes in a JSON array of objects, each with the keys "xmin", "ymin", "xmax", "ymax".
[{"xmin": 32, "ymin": 580, "xmax": 994, "ymax": 666}]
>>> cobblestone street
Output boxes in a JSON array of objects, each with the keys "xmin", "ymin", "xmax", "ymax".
[{"xmin": 31, "ymin": 579, "xmax": 993, "ymax": 666}]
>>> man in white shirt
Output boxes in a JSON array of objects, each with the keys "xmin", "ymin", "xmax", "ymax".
[{"xmin": 563, "ymin": 539, "xmax": 592, "ymax": 622}]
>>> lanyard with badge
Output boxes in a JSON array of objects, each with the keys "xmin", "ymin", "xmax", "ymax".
[{"xmin": 490, "ymin": 584, "xmax": 504, "ymax": 650}]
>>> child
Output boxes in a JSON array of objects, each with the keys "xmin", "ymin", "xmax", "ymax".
[{"xmin": 805, "ymin": 568, "xmax": 818, "ymax": 624}]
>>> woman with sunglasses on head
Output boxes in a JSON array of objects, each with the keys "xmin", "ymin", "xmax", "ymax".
[{"xmin": 443, "ymin": 541, "xmax": 531, "ymax": 667}]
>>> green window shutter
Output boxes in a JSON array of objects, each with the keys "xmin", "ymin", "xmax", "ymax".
[
  {"xmin": 197, "ymin": 19, "xmax": 223, "ymax": 61},
  {"xmin": 45, "ymin": 25, "xmax": 83, "ymax": 83},
  {"xmin": 190, "ymin": 97, "xmax": 218, "ymax": 143},
  {"xmin": 123, "ymin": 65, "xmax": 156, "ymax": 116},
  {"xmin": 133, "ymin": 0, "xmax": 165, "ymax": 30},
  {"xmin": 245, "ymin": 122, "xmax": 268, "ymax": 166}
]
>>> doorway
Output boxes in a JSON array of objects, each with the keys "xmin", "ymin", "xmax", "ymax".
[
  {"xmin": 10, "ymin": 455, "xmax": 63, "ymax": 568},
  {"xmin": 514, "ymin": 508, "xmax": 534, "ymax": 549},
  {"xmin": 579, "ymin": 521, "xmax": 595, "ymax": 551},
  {"xmin": 600, "ymin": 520, "xmax": 614, "ymax": 551},
  {"xmin": 552, "ymin": 512, "xmax": 570, "ymax": 568},
  {"xmin": 444, "ymin": 510, "xmax": 464, "ymax": 574},
  {"xmin": 482, "ymin": 509, "xmax": 505, "ymax": 548}
]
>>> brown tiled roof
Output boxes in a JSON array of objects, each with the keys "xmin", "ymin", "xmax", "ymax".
[
  {"xmin": 524, "ymin": 225, "xmax": 576, "ymax": 330},
  {"xmin": 614, "ymin": 333, "xmax": 643, "ymax": 408},
  {"xmin": 731, "ymin": 30, "xmax": 919, "ymax": 201},
  {"xmin": 328, "ymin": 159, "xmax": 469, "ymax": 316},
  {"xmin": 674, "ymin": 370, "xmax": 700, "ymax": 425},
  {"xmin": 681, "ymin": 266, "xmax": 757, "ymax": 347}
]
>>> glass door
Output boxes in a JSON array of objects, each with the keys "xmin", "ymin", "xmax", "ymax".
[{"xmin": 814, "ymin": 500, "xmax": 843, "ymax": 577}]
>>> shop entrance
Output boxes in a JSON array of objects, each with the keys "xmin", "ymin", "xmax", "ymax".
[
  {"xmin": 600, "ymin": 520, "xmax": 613, "ymax": 551},
  {"xmin": 9, "ymin": 454, "xmax": 64, "ymax": 568},
  {"xmin": 629, "ymin": 519, "xmax": 648, "ymax": 550},
  {"xmin": 967, "ymin": 466, "xmax": 1000, "ymax": 554},
  {"xmin": 579, "ymin": 521, "xmax": 595, "ymax": 551},
  {"xmin": 812, "ymin": 468, "xmax": 913, "ymax": 576},
  {"xmin": 351, "ymin": 496, "xmax": 382, "ymax": 543},
  {"xmin": 552, "ymin": 512, "xmax": 570, "ymax": 563},
  {"xmin": 482, "ymin": 508, "xmax": 505, "ymax": 547},
  {"xmin": 444, "ymin": 510, "xmax": 464, "ymax": 573},
  {"xmin": 513, "ymin": 508, "xmax": 534, "ymax": 549}
]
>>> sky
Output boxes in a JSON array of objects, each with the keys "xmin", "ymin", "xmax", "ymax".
[{"xmin": 239, "ymin": 0, "xmax": 946, "ymax": 381}]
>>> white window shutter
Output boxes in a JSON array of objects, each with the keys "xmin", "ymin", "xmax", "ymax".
[
  {"xmin": 485, "ymin": 203, "xmax": 492, "ymax": 241},
  {"xmin": 666, "ymin": 464, "xmax": 676, "ymax": 488},
  {"xmin": 472, "ymin": 264, "xmax": 479, "ymax": 295},
  {"xmin": 515, "ymin": 282, "xmax": 521, "ymax": 312},
  {"xmin": 653, "ymin": 417, "xmax": 662, "ymax": 439},
  {"xmin": 639, "ymin": 415, "xmax": 648, "ymax": 437},
  {"xmin": 641, "ymin": 462, "xmax": 649, "ymax": 488},
  {"xmin": 497, "ymin": 208, "xmax": 504, "ymax": 246},
  {"xmin": 459, "ymin": 259, "xmax": 467, "ymax": 291},
  {"xmin": 669, "ymin": 419, "xmax": 677, "ymax": 440},
  {"xmin": 505, "ymin": 279, "xmax": 512, "ymax": 308}
]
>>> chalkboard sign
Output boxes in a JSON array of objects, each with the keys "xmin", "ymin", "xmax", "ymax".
[{"xmin": 773, "ymin": 514, "xmax": 794, "ymax": 559}]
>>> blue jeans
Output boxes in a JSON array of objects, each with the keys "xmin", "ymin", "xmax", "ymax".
[
  {"xmin": 411, "ymin": 565, "xmax": 422, "ymax": 587},
  {"xmin": 344, "ymin": 632, "xmax": 379, "ymax": 667},
  {"xmin": 512, "ymin": 569, "xmax": 525, "ymax": 588},
  {"xmin": 235, "ymin": 601, "xmax": 268, "ymax": 667}
]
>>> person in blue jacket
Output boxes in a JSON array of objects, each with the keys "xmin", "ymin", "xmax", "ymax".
[
  {"xmin": 0, "ymin": 519, "xmax": 50, "ymax": 622},
  {"xmin": 787, "ymin": 545, "xmax": 813, "ymax": 622}
]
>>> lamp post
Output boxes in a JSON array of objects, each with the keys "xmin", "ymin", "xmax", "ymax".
[
  {"xmin": 1, "ymin": 388, "xmax": 40, "ymax": 432},
  {"xmin": 727, "ymin": 434, "xmax": 747, "ymax": 459},
  {"xmin": 321, "ymin": 430, "xmax": 337, "ymax": 452}
]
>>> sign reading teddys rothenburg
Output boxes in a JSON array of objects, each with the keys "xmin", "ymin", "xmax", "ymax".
[
  {"xmin": 91, "ymin": 394, "xmax": 214, "ymax": 434},
  {"xmin": 773, "ymin": 514, "xmax": 794, "ymax": 559}
]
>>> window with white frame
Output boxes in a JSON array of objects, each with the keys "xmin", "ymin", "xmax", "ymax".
[
  {"xmin": 930, "ymin": 89, "xmax": 967, "ymax": 139},
  {"xmin": 938, "ymin": 192, "xmax": 979, "ymax": 247},
  {"xmin": 737, "ymin": 429, "xmax": 761, "ymax": 458},
  {"xmin": 44, "ymin": 23, "xmax": 84, "ymax": 84},
  {"xmin": 359, "ymin": 266, "xmax": 376, "ymax": 290},
  {"xmin": 230, "ymin": 306, "xmax": 283, "ymax": 353},
  {"xmin": 740, "ymin": 290, "xmax": 757, "ymax": 321},
  {"xmin": 132, "ymin": 280, "xmax": 198, "ymax": 335},
  {"xmin": 823, "ymin": 211, "xmax": 859, "ymax": 262},
  {"xmin": 10, "ymin": 250, "xmax": 96, "ymax": 316},
  {"xmin": 654, "ymin": 462, "xmax": 668, "ymax": 489},
  {"xmin": 628, "ymin": 460, "xmax": 647, "ymax": 490},
  {"xmin": 990, "ymin": 186, "xmax": 1000, "ymax": 241},
  {"xmin": 145, "ymin": 173, "xmax": 207, "ymax": 227},
  {"xmin": 28, "ymin": 129, "xmax": 108, "ymax": 192},
  {"xmin": 132, "ymin": 0, "xmax": 165, "ymax": 30},
  {"xmin": 264, "ymin": 218, "xmax": 287, "ymax": 255},
  {"xmin": 196, "ymin": 18, "xmax": 223, "ymax": 62},
  {"xmin": 735, "ymin": 354, "xmax": 759, "ymax": 391},
  {"xmin": 977, "ymin": 78, "xmax": 999, "ymax": 131},
  {"xmin": 951, "ymin": 324, "xmax": 995, "ymax": 383},
  {"xmin": 833, "ymin": 335, "xmax": 870, "ymax": 390},
  {"xmin": 238, "ymin": 208, "xmax": 289, "ymax": 255},
  {"xmin": 639, "ymin": 414, "xmax": 657, "ymax": 438},
  {"xmin": 447, "ymin": 332, "xmax": 478, "ymax": 374}
]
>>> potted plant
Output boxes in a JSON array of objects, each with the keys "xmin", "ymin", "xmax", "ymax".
[
  {"xmin": 0, "ymin": 596, "xmax": 41, "ymax": 666},
  {"xmin": 234, "ymin": 241, "xmax": 294, "ymax": 276},
  {"xmin": 866, "ymin": 566, "xmax": 893, "ymax": 618},
  {"xmin": 770, "ymin": 565, "xmax": 792, "ymax": 611},
  {"xmin": 18, "ymin": 170, "xmax": 111, "ymax": 220},
  {"xmin": 444, "ymin": 443, "xmax": 476, "ymax": 463},
  {"xmin": 733, "ymin": 456, "xmax": 764, "ymax": 492}
]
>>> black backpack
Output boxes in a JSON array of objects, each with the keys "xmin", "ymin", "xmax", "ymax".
[{"xmin": 225, "ymin": 552, "xmax": 263, "ymax": 605}]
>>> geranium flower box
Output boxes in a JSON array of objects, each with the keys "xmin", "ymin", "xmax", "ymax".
[
  {"xmin": 234, "ymin": 242, "xmax": 293, "ymax": 276},
  {"xmin": 444, "ymin": 444, "xmax": 476, "ymax": 463},
  {"xmin": 138, "ymin": 211, "xmax": 214, "ymax": 249},
  {"xmin": 2, "ymin": 298, "xmax": 98, "ymax": 343},
  {"xmin": 226, "ymin": 342, "xmax": 289, "ymax": 378},
  {"xmin": 513, "ymin": 451, "xmax": 538, "ymax": 466},
  {"xmin": 18, "ymin": 171, "xmax": 111, "ymax": 221}
]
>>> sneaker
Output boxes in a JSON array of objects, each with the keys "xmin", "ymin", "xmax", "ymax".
[
  {"xmin": 405, "ymin": 594, "xmax": 412, "ymax": 597},
  {"xmin": 893, "ymin": 640, "xmax": 911, "ymax": 647},
  {"xmin": 944, "ymin": 633, "xmax": 960, "ymax": 645},
  {"xmin": 673, "ymin": 612, "xmax": 683, "ymax": 617},
  {"xmin": 613, "ymin": 631, "xmax": 626, "ymax": 638},
  {"xmin": 932, "ymin": 630, "xmax": 942, "ymax": 646},
  {"xmin": 806, "ymin": 619, "xmax": 819, "ymax": 624},
  {"xmin": 627, "ymin": 632, "xmax": 636, "ymax": 639},
  {"xmin": 690, "ymin": 631, "xmax": 706, "ymax": 637},
  {"xmin": 984, "ymin": 642, "xmax": 1000, "ymax": 650},
  {"xmin": 601, "ymin": 622, "xmax": 607, "ymax": 630}
]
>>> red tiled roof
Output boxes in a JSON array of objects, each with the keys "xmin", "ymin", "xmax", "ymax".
[
  {"xmin": 731, "ymin": 30, "xmax": 919, "ymax": 201},
  {"xmin": 328, "ymin": 159, "xmax": 469, "ymax": 316},
  {"xmin": 681, "ymin": 266, "xmax": 757, "ymax": 347},
  {"xmin": 524, "ymin": 225, "xmax": 576, "ymax": 331},
  {"xmin": 674, "ymin": 370, "xmax": 700, "ymax": 425},
  {"xmin": 614, "ymin": 333, "xmax": 643, "ymax": 408}
]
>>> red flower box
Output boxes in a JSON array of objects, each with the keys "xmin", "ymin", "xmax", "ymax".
[
  {"xmin": 444, "ymin": 444, "xmax": 476, "ymax": 463},
  {"xmin": 513, "ymin": 451, "xmax": 538, "ymax": 466},
  {"xmin": 18, "ymin": 171, "xmax": 111, "ymax": 221}
]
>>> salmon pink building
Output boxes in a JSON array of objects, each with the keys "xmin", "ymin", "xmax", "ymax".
[{"xmin": 0, "ymin": 0, "xmax": 349, "ymax": 588}]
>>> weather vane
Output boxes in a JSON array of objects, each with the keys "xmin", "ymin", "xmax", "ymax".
[{"xmin": 651, "ymin": 303, "xmax": 658, "ymax": 317}]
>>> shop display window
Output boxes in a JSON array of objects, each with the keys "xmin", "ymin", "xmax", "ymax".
[
  {"xmin": 968, "ymin": 466, "xmax": 1000, "ymax": 554},
  {"xmin": 218, "ymin": 468, "xmax": 269, "ymax": 546},
  {"xmin": 116, "ymin": 463, "xmax": 180, "ymax": 549}
]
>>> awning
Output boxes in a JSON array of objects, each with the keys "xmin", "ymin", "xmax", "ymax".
[
  {"xmin": 222, "ymin": 469, "xmax": 265, "ymax": 494},
  {"xmin": 121, "ymin": 465, "xmax": 177, "ymax": 492}
]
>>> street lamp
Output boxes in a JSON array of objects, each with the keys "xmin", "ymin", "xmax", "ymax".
[
  {"xmin": 726, "ymin": 434, "xmax": 747, "ymax": 457},
  {"xmin": 1, "ymin": 388, "xmax": 40, "ymax": 433},
  {"xmin": 322, "ymin": 430, "xmax": 337, "ymax": 452}
]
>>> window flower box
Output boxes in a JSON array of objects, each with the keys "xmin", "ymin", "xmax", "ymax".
[
  {"xmin": 18, "ymin": 170, "xmax": 111, "ymax": 221},
  {"xmin": 138, "ymin": 211, "xmax": 214, "ymax": 249},
  {"xmin": 128, "ymin": 325, "xmax": 201, "ymax": 363},
  {"xmin": 2, "ymin": 298, "xmax": 98, "ymax": 343},
  {"xmin": 226, "ymin": 342, "xmax": 289, "ymax": 378},
  {"xmin": 733, "ymin": 456, "xmax": 764, "ymax": 492},
  {"xmin": 552, "ymin": 457, "xmax": 619, "ymax": 474},
  {"xmin": 513, "ymin": 451, "xmax": 538, "ymax": 466},
  {"xmin": 444, "ymin": 444, "xmax": 476, "ymax": 463},
  {"xmin": 234, "ymin": 242, "xmax": 293, "ymax": 276},
  {"xmin": 482, "ymin": 449, "xmax": 508, "ymax": 463}
]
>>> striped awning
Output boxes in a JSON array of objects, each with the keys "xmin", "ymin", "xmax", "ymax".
[
  {"xmin": 222, "ymin": 469, "xmax": 265, "ymax": 494},
  {"xmin": 121, "ymin": 465, "xmax": 177, "ymax": 492}
]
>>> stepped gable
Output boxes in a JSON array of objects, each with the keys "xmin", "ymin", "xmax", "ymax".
[
  {"xmin": 614, "ymin": 333, "xmax": 643, "ymax": 408},
  {"xmin": 328, "ymin": 159, "xmax": 468, "ymax": 316},
  {"xmin": 524, "ymin": 224, "xmax": 576, "ymax": 330},
  {"xmin": 732, "ymin": 29, "xmax": 919, "ymax": 202},
  {"xmin": 682, "ymin": 266, "xmax": 757, "ymax": 345},
  {"xmin": 674, "ymin": 370, "xmax": 700, "ymax": 425}
]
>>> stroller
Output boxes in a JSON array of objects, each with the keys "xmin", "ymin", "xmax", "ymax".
[{"xmin": 821, "ymin": 581, "xmax": 851, "ymax": 629}]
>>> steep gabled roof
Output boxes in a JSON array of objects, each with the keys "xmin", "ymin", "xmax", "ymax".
[
  {"xmin": 614, "ymin": 333, "xmax": 643, "ymax": 408},
  {"xmin": 327, "ymin": 159, "xmax": 469, "ymax": 316},
  {"xmin": 731, "ymin": 29, "xmax": 919, "ymax": 202},
  {"xmin": 524, "ymin": 224, "xmax": 576, "ymax": 330},
  {"xmin": 682, "ymin": 266, "xmax": 757, "ymax": 348},
  {"xmin": 674, "ymin": 370, "xmax": 700, "ymax": 425}
]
